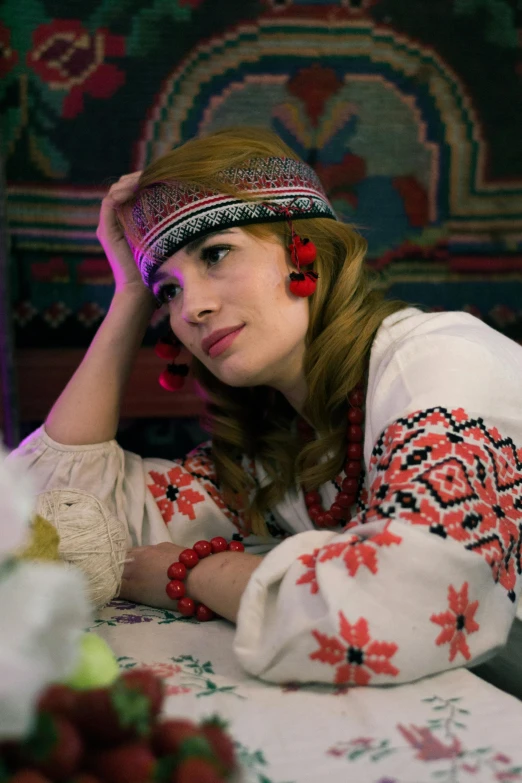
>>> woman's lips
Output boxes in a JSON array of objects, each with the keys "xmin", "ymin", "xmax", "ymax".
[{"xmin": 208, "ymin": 325, "xmax": 245, "ymax": 358}]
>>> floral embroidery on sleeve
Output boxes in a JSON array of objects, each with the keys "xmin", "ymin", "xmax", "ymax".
[
  {"xmin": 147, "ymin": 467, "xmax": 205, "ymax": 524},
  {"xmin": 181, "ymin": 444, "xmax": 248, "ymax": 533},
  {"xmin": 295, "ymin": 525, "xmax": 402, "ymax": 592},
  {"xmin": 309, "ymin": 613, "xmax": 399, "ymax": 685},
  {"xmin": 296, "ymin": 548, "xmax": 320, "ymax": 593},
  {"xmin": 364, "ymin": 407, "xmax": 522, "ymax": 602},
  {"xmin": 430, "ymin": 582, "xmax": 480, "ymax": 662}
]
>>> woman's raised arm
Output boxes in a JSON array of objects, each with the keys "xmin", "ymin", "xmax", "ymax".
[{"xmin": 45, "ymin": 173, "xmax": 157, "ymax": 445}]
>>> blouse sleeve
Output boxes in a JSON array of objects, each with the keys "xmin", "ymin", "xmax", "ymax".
[
  {"xmin": 233, "ymin": 323, "xmax": 522, "ymax": 685},
  {"xmin": 7, "ymin": 427, "xmax": 285, "ymax": 604}
]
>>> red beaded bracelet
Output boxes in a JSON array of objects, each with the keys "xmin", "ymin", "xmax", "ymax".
[{"xmin": 165, "ymin": 537, "xmax": 245, "ymax": 621}]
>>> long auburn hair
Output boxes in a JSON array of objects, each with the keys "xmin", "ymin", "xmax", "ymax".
[{"xmin": 118, "ymin": 127, "xmax": 411, "ymax": 536}]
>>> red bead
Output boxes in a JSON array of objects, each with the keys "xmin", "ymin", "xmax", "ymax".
[
  {"xmin": 179, "ymin": 549, "xmax": 199, "ymax": 569},
  {"xmin": 347, "ymin": 443, "xmax": 363, "ymax": 460},
  {"xmin": 289, "ymin": 272, "xmax": 318, "ymax": 297},
  {"xmin": 321, "ymin": 512, "xmax": 335, "ymax": 527},
  {"xmin": 210, "ymin": 536, "xmax": 228, "ymax": 553},
  {"xmin": 159, "ymin": 369, "xmax": 185, "ymax": 391},
  {"xmin": 177, "ymin": 597, "xmax": 196, "ymax": 617},
  {"xmin": 154, "ymin": 340, "xmax": 181, "ymax": 361},
  {"xmin": 348, "ymin": 387, "xmax": 365, "ymax": 406},
  {"xmin": 330, "ymin": 503, "xmax": 346, "ymax": 520},
  {"xmin": 307, "ymin": 504, "xmax": 323, "ymax": 520},
  {"xmin": 304, "ymin": 491, "xmax": 321, "ymax": 506},
  {"xmin": 166, "ymin": 580, "xmax": 186, "ymax": 600},
  {"xmin": 195, "ymin": 604, "xmax": 215, "ymax": 622},
  {"xmin": 315, "ymin": 513, "xmax": 326, "ymax": 528},
  {"xmin": 227, "ymin": 540, "xmax": 245, "ymax": 552},
  {"xmin": 290, "ymin": 236, "xmax": 317, "ymax": 265},
  {"xmin": 341, "ymin": 477, "xmax": 359, "ymax": 495},
  {"xmin": 337, "ymin": 492, "xmax": 356, "ymax": 508},
  {"xmin": 167, "ymin": 561, "xmax": 187, "ymax": 581},
  {"xmin": 344, "ymin": 460, "xmax": 362, "ymax": 477},
  {"xmin": 193, "ymin": 540, "xmax": 212, "ymax": 558},
  {"xmin": 347, "ymin": 407, "xmax": 364, "ymax": 424},
  {"xmin": 347, "ymin": 425, "xmax": 363, "ymax": 442}
]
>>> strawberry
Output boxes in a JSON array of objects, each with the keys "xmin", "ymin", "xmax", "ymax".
[
  {"xmin": 8, "ymin": 771, "xmax": 52, "ymax": 783},
  {"xmin": 173, "ymin": 757, "xmax": 222, "ymax": 783},
  {"xmin": 20, "ymin": 714, "xmax": 83, "ymax": 782},
  {"xmin": 120, "ymin": 669, "xmax": 164, "ymax": 718},
  {"xmin": 37, "ymin": 684, "xmax": 77, "ymax": 720},
  {"xmin": 151, "ymin": 719, "xmax": 200, "ymax": 757},
  {"xmin": 89, "ymin": 741, "xmax": 156, "ymax": 783},
  {"xmin": 73, "ymin": 678, "xmax": 153, "ymax": 745},
  {"xmin": 201, "ymin": 719, "xmax": 236, "ymax": 775}
]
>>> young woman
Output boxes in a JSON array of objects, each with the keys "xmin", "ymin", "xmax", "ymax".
[{"xmin": 10, "ymin": 128, "xmax": 522, "ymax": 688}]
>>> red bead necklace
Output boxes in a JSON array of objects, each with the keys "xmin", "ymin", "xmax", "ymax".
[
  {"xmin": 299, "ymin": 385, "xmax": 365, "ymax": 528},
  {"xmin": 166, "ymin": 537, "xmax": 245, "ymax": 621}
]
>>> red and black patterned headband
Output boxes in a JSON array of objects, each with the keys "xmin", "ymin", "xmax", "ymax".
[{"xmin": 126, "ymin": 156, "xmax": 337, "ymax": 287}]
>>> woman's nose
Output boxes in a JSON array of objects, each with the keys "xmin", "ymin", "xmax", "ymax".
[{"xmin": 180, "ymin": 278, "xmax": 220, "ymax": 324}]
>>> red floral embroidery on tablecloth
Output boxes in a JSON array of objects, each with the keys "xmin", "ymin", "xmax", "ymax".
[
  {"xmin": 364, "ymin": 407, "xmax": 522, "ymax": 602},
  {"xmin": 430, "ymin": 582, "xmax": 480, "ymax": 662},
  {"xmin": 397, "ymin": 724, "xmax": 462, "ymax": 761},
  {"xmin": 309, "ymin": 613, "xmax": 399, "ymax": 685},
  {"xmin": 147, "ymin": 467, "xmax": 205, "ymax": 524}
]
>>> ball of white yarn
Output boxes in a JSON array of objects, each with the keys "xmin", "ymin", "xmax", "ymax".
[{"xmin": 35, "ymin": 489, "xmax": 128, "ymax": 608}]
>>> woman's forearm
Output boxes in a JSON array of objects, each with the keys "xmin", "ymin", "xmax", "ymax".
[
  {"xmin": 45, "ymin": 286, "xmax": 156, "ymax": 445},
  {"xmin": 186, "ymin": 551, "xmax": 263, "ymax": 623}
]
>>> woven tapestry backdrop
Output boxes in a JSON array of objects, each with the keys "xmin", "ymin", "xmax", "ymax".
[{"xmin": 2, "ymin": 0, "xmax": 522, "ymax": 349}]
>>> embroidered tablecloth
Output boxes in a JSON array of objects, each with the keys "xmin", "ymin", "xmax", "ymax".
[{"xmin": 91, "ymin": 599, "xmax": 522, "ymax": 783}]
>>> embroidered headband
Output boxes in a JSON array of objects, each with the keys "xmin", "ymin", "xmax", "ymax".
[{"xmin": 126, "ymin": 156, "xmax": 338, "ymax": 288}]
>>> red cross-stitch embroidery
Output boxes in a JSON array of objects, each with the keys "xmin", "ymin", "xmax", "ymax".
[
  {"xmin": 430, "ymin": 581, "xmax": 480, "ymax": 662},
  {"xmin": 364, "ymin": 407, "xmax": 522, "ymax": 602},
  {"xmin": 147, "ymin": 466, "xmax": 205, "ymax": 524},
  {"xmin": 309, "ymin": 613, "xmax": 399, "ymax": 685},
  {"xmin": 319, "ymin": 524, "xmax": 402, "ymax": 577},
  {"xmin": 180, "ymin": 445, "xmax": 249, "ymax": 532},
  {"xmin": 296, "ymin": 548, "xmax": 320, "ymax": 593}
]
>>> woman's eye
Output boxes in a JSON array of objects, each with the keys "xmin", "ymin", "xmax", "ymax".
[
  {"xmin": 156, "ymin": 283, "xmax": 180, "ymax": 304},
  {"xmin": 201, "ymin": 245, "xmax": 230, "ymax": 264}
]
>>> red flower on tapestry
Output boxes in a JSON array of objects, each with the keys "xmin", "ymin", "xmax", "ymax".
[
  {"xmin": 430, "ymin": 582, "xmax": 480, "ymax": 662},
  {"xmin": 0, "ymin": 22, "xmax": 18, "ymax": 79},
  {"xmin": 147, "ymin": 467, "xmax": 205, "ymax": 524},
  {"xmin": 27, "ymin": 19, "xmax": 125, "ymax": 118},
  {"xmin": 296, "ymin": 548, "xmax": 320, "ymax": 593},
  {"xmin": 310, "ymin": 613, "xmax": 399, "ymax": 685}
]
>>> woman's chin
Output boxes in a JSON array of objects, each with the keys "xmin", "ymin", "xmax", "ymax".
[{"xmin": 212, "ymin": 359, "xmax": 264, "ymax": 388}]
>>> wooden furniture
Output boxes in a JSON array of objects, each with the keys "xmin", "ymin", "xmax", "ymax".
[{"xmin": 0, "ymin": 348, "xmax": 205, "ymax": 431}]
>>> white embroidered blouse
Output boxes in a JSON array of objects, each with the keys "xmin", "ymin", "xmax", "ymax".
[{"xmin": 9, "ymin": 308, "xmax": 522, "ymax": 686}]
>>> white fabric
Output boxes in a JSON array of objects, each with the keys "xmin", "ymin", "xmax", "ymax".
[
  {"xmin": 90, "ymin": 597, "xmax": 522, "ymax": 783},
  {"xmin": 0, "ymin": 446, "xmax": 90, "ymax": 739},
  {"xmin": 8, "ymin": 308, "xmax": 522, "ymax": 687}
]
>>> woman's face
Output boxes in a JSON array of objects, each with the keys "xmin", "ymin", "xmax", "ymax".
[{"xmin": 149, "ymin": 227, "xmax": 310, "ymax": 393}]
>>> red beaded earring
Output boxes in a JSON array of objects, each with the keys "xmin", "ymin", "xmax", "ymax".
[
  {"xmin": 263, "ymin": 201, "xmax": 319, "ymax": 298},
  {"xmin": 154, "ymin": 332, "xmax": 190, "ymax": 391},
  {"xmin": 287, "ymin": 222, "xmax": 318, "ymax": 298}
]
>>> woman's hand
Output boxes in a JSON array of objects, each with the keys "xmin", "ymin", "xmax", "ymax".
[
  {"xmin": 97, "ymin": 172, "xmax": 148, "ymax": 294},
  {"xmin": 119, "ymin": 542, "xmax": 185, "ymax": 610}
]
